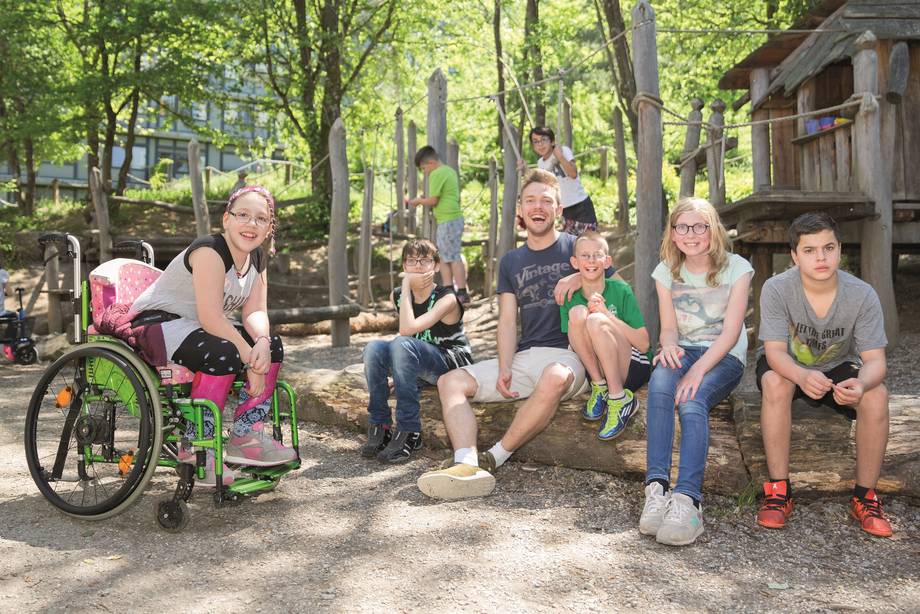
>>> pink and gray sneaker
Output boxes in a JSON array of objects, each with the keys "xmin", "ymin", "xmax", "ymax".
[{"xmin": 224, "ymin": 426, "xmax": 297, "ymax": 467}]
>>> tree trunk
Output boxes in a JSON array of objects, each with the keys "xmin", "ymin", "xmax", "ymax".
[
  {"xmin": 599, "ymin": 0, "xmax": 639, "ymax": 151},
  {"xmin": 23, "ymin": 135, "xmax": 35, "ymax": 217},
  {"xmin": 115, "ymin": 46, "xmax": 143, "ymax": 196},
  {"xmin": 493, "ymin": 0, "xmax": 506, "ymax": 150},
  {"xmin": 524, "ymin": 0, "xmax": 545, "ymax": 127}
]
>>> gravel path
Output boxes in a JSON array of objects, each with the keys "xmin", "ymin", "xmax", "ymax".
[
  {"xmin": 2, "ymin": 361, "xmax": 919, "ymax": 612},
  {"xmin": 3, "ymin": 259, "xmax": 919, "ymax": 611}
]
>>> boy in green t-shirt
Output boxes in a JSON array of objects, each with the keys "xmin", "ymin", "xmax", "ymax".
[
  {"xmin": 409, "ymin": 145, "xmax": 470, "ymax": 305},
  {"xmin": 561, "ymin": 231, "xmax": 651, "ymax": 441}
]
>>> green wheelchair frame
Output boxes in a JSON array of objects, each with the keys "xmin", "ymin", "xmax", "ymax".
[{"xmin": 23, "ymin": 233, "xmax": 301, "ymax": 531}]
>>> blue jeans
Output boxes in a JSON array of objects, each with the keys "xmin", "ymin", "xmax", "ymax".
[
  {"xmin": 645, "ymin": 346, "xmax": 744, "ymax": 502},
  {"xmin": 363, "ymin": 336, "xmax": 450, "ymax": 433}
]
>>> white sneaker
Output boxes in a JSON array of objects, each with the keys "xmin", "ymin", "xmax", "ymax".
[
  {"xmin": 639, "ymin": 482, "xmax": 671, "ymax": 536},
  {"xmin": 655, "ymin": 492, "xmax": 704, "ymax": 546}
]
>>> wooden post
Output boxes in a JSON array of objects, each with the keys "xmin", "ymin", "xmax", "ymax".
[
  {"xmin": 705, "ymin": 98, "xmax": 726, "ymax": 208},
  {"xmin": 599, "ymin": 147, "xmax": 609, "ymax": 184},
  {"xmin": 284, "ymin": 163, "xmax": 292, "ymax": 185},
  {"xmin": 44, "ymin": 244, "xmax": 63, "ymax": 334},
  {"xmin": 614, "ymin": 108, "xmax": 630, "ymax": 232},
  {"xmin": 358, "ymin": 167, "xmax": 374, "ymax": 307},
  {"xmin": 631, "ymin": 0, "xmax": 664, "ymax": 344},
  {"xmin": 563, "ymin": 97, "xmax": 573, "ymax": 150},
  {"xmin": 51, "ymin": 179, "xmax": 60, "ymax": 207},
  {"xmin": 205, "ymin": 166, "xmax": 212, "ymax": 195},
  {"xmin": 427, "ymin": 69, "xmax": 448, "ymax": 157},
  {"xmin": 407, "ymin": 120, "xmax": 418, "ymax": 234},
  {"xmin": 678, "ymin": 98, "xmax": 704, "ymax": 199},
  {"xmin": 328, "ymin": 117, "xmax": 351, "ymax": 347},
  {"xmin": 187, "ymin": 139, "xmax": 210, "ymax": 237},
  {"xmin": 751, "ymin": 249, "xmax": 772, "ymax": 341},
  {"xmin": 88, "ymin": 167, "xmax": 112, "ymax": 263},
  {"xmin": 422, "ymin": 174, "xmax": 434, "ymax": 241},
  {"xmin": 750, "ymin": 68, "xmax": 772, "ymax": 191},
  {"xmin": 853, "ymin": 31, "xmax": 898, "ymax": 345},
  {"xmin": 886, "ymin": 41, "xmax": 910, "ymax": 104},
  {"xmin": 447, "ymin": 138, "xmax": 460, "ymax": 175},
  {"xmin": 426, "ymin": 69, "xmax": 447, "ymax": 243},
  {"xmin": 498, "ymin": 125, "xmax": 520, "ymax": 260},
  {"xmin": 486, "ymin": 157, "xmax": 499, "ymax": 296},
  {"xmin": 395, "ymin": 108, "xmax": 406, "ymax": 235},
  {"xmin": 797, "ymin": 78, "xmax": 816, "ymax": 190}
]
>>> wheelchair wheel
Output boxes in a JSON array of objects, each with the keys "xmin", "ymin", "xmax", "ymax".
[
  {"xmin": 155, "ymin": 497, "xmax": 189, "ymax": 532},
  {"xmin": 15, "ymin": 344, "xmax": 38, "ymax": 365},
  {"xmin": 24, "ymin": 345, "xmax": 162, "ymax": 519}
]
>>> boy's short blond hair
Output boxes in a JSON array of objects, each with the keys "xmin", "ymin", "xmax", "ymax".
[{"xmin": 573, "ymin": 230, "xmax": 609, "ymax": 254}]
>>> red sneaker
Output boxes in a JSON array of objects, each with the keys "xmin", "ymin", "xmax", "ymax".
[
  {"xmin": 756, "ymin": 480, "xmax": 794, "ymax": 529},
  {"xmin": 851, "ymin": 490, "xmax": 893, "ymax": 538}
]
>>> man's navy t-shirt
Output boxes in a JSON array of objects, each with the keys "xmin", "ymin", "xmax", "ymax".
[{"xmin": 497, "ymin": 232, "xmax": 612, "ymax": 352}]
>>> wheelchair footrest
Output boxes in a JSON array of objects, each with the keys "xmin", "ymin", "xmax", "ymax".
[{"xmin": 237, "ymin": 460, "xmax": 300, "ymax": 479}]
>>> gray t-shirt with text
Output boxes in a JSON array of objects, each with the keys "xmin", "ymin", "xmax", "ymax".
[{"xmin": 758, "ymin": 267, "xmax": 887, "ymax": 370}]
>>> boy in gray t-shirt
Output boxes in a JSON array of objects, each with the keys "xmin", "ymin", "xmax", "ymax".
[{"xmin": 755, "ymin": 212, "xmax": 891, "ymax": 538}]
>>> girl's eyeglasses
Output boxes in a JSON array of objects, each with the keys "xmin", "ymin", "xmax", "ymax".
[
  {"xmin": 672, "ymin": 223, "xmax": 710, "ymax": 235},
  {"xmin": 228, "ymin": 211, "xmax": 271, "ymax": 227}
]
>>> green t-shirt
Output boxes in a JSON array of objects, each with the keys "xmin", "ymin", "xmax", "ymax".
[
  {"xmin": 428, "ymin": 164, "xmax": 462, "ymax": 223},
  {"xmin": 560, "ymin": 278, "xmax": 651, "ymax": 360}
]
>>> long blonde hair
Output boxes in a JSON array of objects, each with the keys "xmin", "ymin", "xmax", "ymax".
[{"xmin": 659, "ymin": 197, "xmax": 731, "ymax": 288}]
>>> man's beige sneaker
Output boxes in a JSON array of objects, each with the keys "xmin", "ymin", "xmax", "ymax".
[
  {"xmin": 438, "ymin": 450, "xmax": 497, "ymax": 473},
  {"xmin": 417, "ymin": 463, "xmax": 496, "ymax": 500}
]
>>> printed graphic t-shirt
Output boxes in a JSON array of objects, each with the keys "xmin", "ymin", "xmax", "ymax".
[
  {"xmin": 536, "ymin": 145, "xmax": 590, "ymax": 208},
  {"xmin": 559, "ymin": 278, "xmax": 651, "ymax": 361},
  {"xmin": 652, "ymin": 253, "xmax": 753, "ymax": 365},
  {"xmin": 498, "ymin": 232, "xmax": 613, "ymax": 352},
  {"xmin": 428, "ymin": 164, "xmax": 462, "ymax": 224},
  {"xmin": 758, "ymin": 266, "xmax": 887, "ymax": 370}
]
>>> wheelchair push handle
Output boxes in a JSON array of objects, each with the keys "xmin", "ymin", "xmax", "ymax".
[
  {"xmin": 113, "ymin": 239, "xmax": 155, "ymax": 265},
  {"xmin": 37, "ymin": 232, "xmax": 82, "ymax": 343}
]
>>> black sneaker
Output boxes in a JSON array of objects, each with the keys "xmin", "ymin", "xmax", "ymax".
[
  {"xmin": 360, "ymin": 424, "xmax": 391, "ymax": 458},
  {"xmin": 456, "ymin": 289, "xmax": 471, "ymax": 306},
  {"xmin": 376, "ymin": 430, "xmax": 422, "ymax": 464}
]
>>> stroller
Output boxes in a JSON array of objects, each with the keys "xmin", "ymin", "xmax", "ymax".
[{"xmin": 1, "ymin": 286, "xmax": 38, "ymax": 365}]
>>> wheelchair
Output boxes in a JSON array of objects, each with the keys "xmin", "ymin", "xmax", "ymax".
[{"xmin": 23, "ymin": 233, "xmax": 301, "ymax": 532}]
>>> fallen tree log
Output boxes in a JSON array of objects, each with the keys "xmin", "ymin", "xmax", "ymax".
[{"xmin": 267, "ymin": 303, "xmax": 360, "ymax": 324}]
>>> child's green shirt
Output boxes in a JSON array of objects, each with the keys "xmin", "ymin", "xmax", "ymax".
[{"xmin": 560, "ymin": 278, "xmax": 651, "ymax": 360}]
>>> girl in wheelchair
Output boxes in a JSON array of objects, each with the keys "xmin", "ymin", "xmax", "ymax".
[{"xmin": 129, "ymin": 185, "xmax": 297, "ymax": 486}]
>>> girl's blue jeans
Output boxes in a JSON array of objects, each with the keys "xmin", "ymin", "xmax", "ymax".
[
  {"xmin": 363, "ymin": 336, "xmax": 450, "ymax": 433},
  {"xmin": 645, "ymin": 346, "xmax": 744, "ymax": 502}
]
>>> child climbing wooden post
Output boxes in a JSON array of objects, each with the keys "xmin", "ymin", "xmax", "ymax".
[
  {"xmin": 328, "ymin": 117, "xmax": 351, "ymax": 347},
  {"xmin": 631, "ymin": 0, "xmax": 664, "ymax": 344},
  {"xmin": 853, "ymin": 31, "xmax": 899, "ymax": 346}
]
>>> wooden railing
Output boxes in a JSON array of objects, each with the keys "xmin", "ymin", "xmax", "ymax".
[{"xmin": 791, "ymin": 121, "xmax": 854, "ymax": 193}]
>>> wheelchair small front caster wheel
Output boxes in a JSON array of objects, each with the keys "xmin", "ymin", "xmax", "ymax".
[{"xmin": 155, "ymin": 498, "xmax": 189, "ymax": 532}]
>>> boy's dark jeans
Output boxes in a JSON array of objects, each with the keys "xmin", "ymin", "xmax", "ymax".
[{"xmin": 363, "ymin": 336, "xmax": 450, "ymax": 433}]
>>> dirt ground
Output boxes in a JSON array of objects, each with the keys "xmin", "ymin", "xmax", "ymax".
[{"xmin": 1, "ymin": 260, "xmax": 919, "ymax": 612}]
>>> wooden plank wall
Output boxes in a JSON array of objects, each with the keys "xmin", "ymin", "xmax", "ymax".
[
  {"xmin": 898, "ymin": 43, "xmax": 920, "ymax": 199},
  {"xmin": 770, "ymin": 107, "xmax": 799, "ymax": 188}
]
